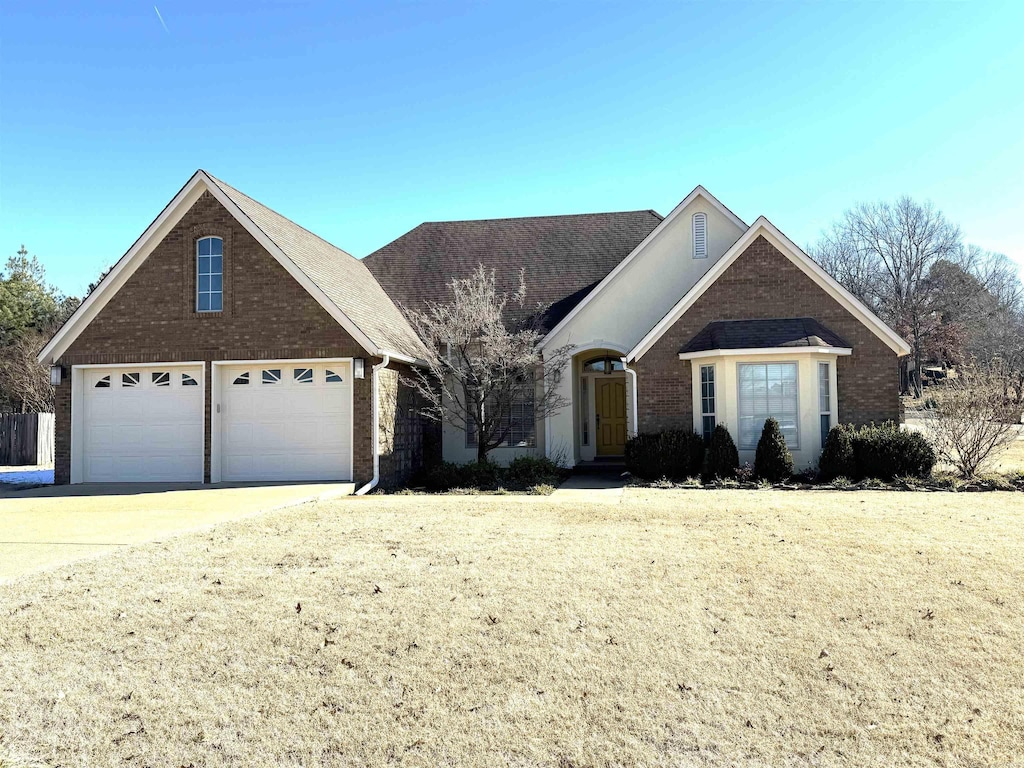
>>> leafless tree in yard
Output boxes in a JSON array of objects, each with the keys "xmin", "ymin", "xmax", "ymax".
[
  {"xmin": 404, "ymin": 265, "xmax": 573, "ymax": 463},
  {"xmin": 811, "ymin": 197, "xmax": 961, "ymax": 396},
  {"xmin": 926, "ymin": 361, "xmax": 1021, "ymax": 478},
  {"xmin": 0, "ymin": 330, "xmax": 55, "ymax": 412}
]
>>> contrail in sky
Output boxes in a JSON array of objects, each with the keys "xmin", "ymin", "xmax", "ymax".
[{"xmin": 154, "ymin": 5, "xmax": 169, "ymax": 33}]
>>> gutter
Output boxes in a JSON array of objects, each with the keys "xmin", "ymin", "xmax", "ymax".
[
  {"xmin": 621, "ymin": 357, "xmax": 639, "ymax": 438},
  {"xmin": 355, "ymin": 354, "xmax": 390, "ymax": 496}
]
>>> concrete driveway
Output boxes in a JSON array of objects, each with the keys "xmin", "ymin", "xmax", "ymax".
[{"xmin": 0, "ymin": 482, "xmax": 354, "ymax": 581}]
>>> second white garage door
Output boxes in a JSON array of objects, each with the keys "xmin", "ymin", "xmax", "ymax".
[{"xmin": 217, "ymin": 360, "xmax": 353, "ymax": 482}]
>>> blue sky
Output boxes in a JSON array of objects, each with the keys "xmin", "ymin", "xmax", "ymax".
[{"xmin": 2, "ymin": 1, "xmax": 1022, "ymax": 297}]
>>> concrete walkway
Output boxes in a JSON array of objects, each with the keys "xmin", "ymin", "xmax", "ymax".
[
  {"xmin": 550, "ymin": 473, "xmax": 628, "ymax": 503},
  {"xmin": 0, "ymin": 482, "xmax": 354, "ymax": 581}
]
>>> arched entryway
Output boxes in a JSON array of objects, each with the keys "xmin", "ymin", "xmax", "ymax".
[{"xmin": 575, "ymin": 349, "xmax": 630, "ymax": 461}]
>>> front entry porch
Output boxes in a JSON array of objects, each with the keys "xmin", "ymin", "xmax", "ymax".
[{"xmin": 574, "ymin": 351, "xmax": 631, "ymax": 463}]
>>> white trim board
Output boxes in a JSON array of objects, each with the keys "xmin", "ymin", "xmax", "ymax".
[
  {"xmin": 679, "ymin": 346, "xmax": 853, "ymax": 360},
  {"xmin": 627, "ymin": 217, "xmax": 912, "ymax": 361},
  {"xmin": 38, "ymin": 171, "xmax": 418, "ymax": 366},
  {"xmin": 539, "ymin": 185, "xmax": 746, "ymax": 350}
]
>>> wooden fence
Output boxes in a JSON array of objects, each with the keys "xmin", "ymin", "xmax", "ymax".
[{"xmin": 0, "ymin": 413, "xmax": 54, "ymax": 466}]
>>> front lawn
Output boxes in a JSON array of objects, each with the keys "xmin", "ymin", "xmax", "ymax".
[{"xmin": 2, "ymin": 490, "xmax": 1022, "ymax": 766}]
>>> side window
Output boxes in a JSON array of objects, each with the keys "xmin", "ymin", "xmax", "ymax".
[
  {"xmin": 700, "ymin": 364, "xmax": 716, "ymax": 441},
  {"xmin": 692, "ymin": 212, "xmax": 707, "ymax": 259},
  {"xmin": 196, "ymin": 236, "xmax": 223, "ymax": 312}
]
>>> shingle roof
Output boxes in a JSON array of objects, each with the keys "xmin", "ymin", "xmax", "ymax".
[
  {"xmin": 680, "ymin": 318, "xmax": 851, "ymax": 354},
  {"xmin": 362, "ymin": 211, "xmax": 664, "ymax": 333},
  {"xmin": 206, "ymin": 173, "xmax": 428, "ymax": 361}
]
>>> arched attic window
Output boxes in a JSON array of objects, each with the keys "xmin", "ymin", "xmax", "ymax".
[{"xmin": 196, "ymin": 236, "xmax": 223, "ymax": 312}]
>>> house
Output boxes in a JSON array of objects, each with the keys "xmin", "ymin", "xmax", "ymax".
[
  {"xmin": 366, "ymin": 186, "xmax": 909, "ymax": 470},
  {"xmin": 39, "ymin": 171, "xmax": 909, "ymax": 487}
]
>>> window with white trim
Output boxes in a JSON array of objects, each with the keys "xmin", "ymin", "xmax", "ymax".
[
  {"xmin": 738, "ymin": 362, "xmax": 799, "ymax": 449},
  {"xmin": 182, "ymin": 373, "xmax": 199, "ymax": 386},
  {"xmin": 152, "ymin": 371, "xmax": 170, "ymax": 387},
  {"xmin": 196, "ymin": 236, "xmax": 223, "ymax": 312},
  {"xmin": 700, "ymin": 364, "xmax": 716, "ymax": 442},
  {"xmin": 262, "ymin": 369, "xmax": 281, "ymax": 384},
  {"xmin": 692, "ymin": 212, "xmax": 707, "ymax": 259},
  {"xmin": 122, "ymin": 372, "xmax": 140, "ymax": 388},
  {"xmin": 818, "ymin": 362, "xmax": 831, "ymax": 447},
  {"xmin": 466, "ymin": 389, "xmax": 536, "ymax": 448},
  {"xmin": 293, "ymin": 367, "xmax": 313, "ymax": 384}
]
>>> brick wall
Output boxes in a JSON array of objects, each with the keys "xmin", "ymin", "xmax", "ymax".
[
  {"xmin": 54, "ymin": 191, "xmax": 376, "ymax": 484},
  {"xmin": 376, "ymin": 363, "xmax": 429, "ymax": 488},
  {"xmin": 634, "ymin": 235, "xmax": 901, "ymax": 433}
]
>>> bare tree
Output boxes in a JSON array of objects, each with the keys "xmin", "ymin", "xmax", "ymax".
[
  {"xmin": 0, "ymin": 330, "xmax": 54, "ymax": 412},
  {"xmin": 404, "ymin": 265, "xmax": 573, "ymax": 463},
  {"xmin": 811, "ymin": 197, "xmax": 961, "ymax": 396},
  {"xmin": 926, "ymin": 361, "xmax": 1021, "ymax": 478}
]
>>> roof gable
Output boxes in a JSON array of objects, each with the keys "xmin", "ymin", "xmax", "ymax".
[
  {"xmin": 538, "ymin": 186, "xmax": 747, "ymax": 349},
  {"xmin": 363, "ymin": 210, "xmax": 663, "ymax": 333},
  {"xmin": 39, "ymin": 171, "xmax": 427, "ymax": 365},
  {"xmin": 627, "ymin": 217, "xmax": 912, "ymax": 361}
]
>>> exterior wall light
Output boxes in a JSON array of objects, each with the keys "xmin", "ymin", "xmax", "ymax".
[
  {"xmin": 353, "ymin": 359, "xmax": 365, "ymax": 379},
  {"xmin": 50, "ymin": 365, "xmax": 63, "ymax": 386}
]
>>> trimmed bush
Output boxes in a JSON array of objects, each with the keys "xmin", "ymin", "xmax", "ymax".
[
  {"xmin": 818, "ymin": 424, "xmax": 856, "ymax": 481},
  {"xmin": 753, "ymin": 417, "xmax": 794, "ymax": 482},
  {"xmin": 625, "ymin": 430, "xmax": 705, "ymax": 480},
  {"xmin": 704, "ymin": 424, "xmax": 739, "ymax": 480},
  {"xmin": 459, "ymin": 460, "xmax": 503, "ymax": 490},
  {"xmin": 415, "ymin": 455, "xmax": 565, "ymax": 492},
  {"xmin": 851, "ymin": 422, "xmax": 935, "ymax": 480},
  {"xmin": 504, "ymin": 456, "xmax": 567, "ymax": 490}
]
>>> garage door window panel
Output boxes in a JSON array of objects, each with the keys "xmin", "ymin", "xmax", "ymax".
[
  {"xmin": 122, "ymin": 372, "xmax": 140, "ymax": 388},
  {"xmin": 294, "ymin": 368, "xmax": 313, "ymax": 384},
  {"xmin": 233, "ymin": 372, "xmax": 250, "ymax": 385},
  {"xmin": 326, "ymin": 369, "xmax": 343, "ymax": 383},
  {"xmin": 262, "ymin": 369, "xmax": 282, "ymax": 384},
  {"xmin": 182, "ymin": 373, "xmax": 199, "ymax": 386},
  {"xmin": 152, "ymin": 371, "xmax": 170, "ymax": 387},
  {"xmin": 95, "ymin": 375, "xmax": 111, "ymax": 388}
]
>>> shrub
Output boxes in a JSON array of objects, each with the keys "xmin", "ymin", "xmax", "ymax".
[
  {"xmin": 625, "ymin": 430, "xmax": 705, "ymax": 480},
  {"xmin": 925, "ymin": 362, "xmax": 1021, "ymax": 478},
  {"xmin": 851, "ymin": 422, "xmax": 935, "ymax": 480},
  {"xmin": 460, "ymin": 460, "xmax": 503, "ymax": 490},
  {"xmin": 704, "ymin": 424, "xmax": 739, "ymax": 480},
  {"xmin": 753, "ymin": 418, "xmax": 794, "ymax": 482},
  {"xmin": 419, "ymin": 461, "xmax": 465, "ymax": 491},
  {"xmin": 818, "ymin": 424, "xmax": 856, "ymax": 481},
  {"xmin": 504, "ymin": 455, "xmax": 566, "ymax": 490}
]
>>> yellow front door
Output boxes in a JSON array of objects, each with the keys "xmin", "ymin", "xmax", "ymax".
[{"xmin": 595, "ymin": 378, "xmax": 627, "ymax": 456}]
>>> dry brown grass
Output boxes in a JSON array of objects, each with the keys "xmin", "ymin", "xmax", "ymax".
[{"xmin": 2, "ymin": 490, "xmax": 1023, "ymax": 767}]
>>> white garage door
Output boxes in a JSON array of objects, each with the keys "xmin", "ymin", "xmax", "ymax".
[
  {"xmin": 81, "ymin": 365, "xmax": 204, "ymax": 482},
  {"xmin": 218, "ymin": 361, "xmax": 352, "ymax": 482}
]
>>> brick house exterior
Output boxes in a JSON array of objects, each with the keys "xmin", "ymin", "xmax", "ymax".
[
  {"xmin": 633, "ymin": 235, "xmax": 900, "ymax": 433},
  {"xmin": 40, "ymin": 174, "xmax": 908, "ymax": 485}
]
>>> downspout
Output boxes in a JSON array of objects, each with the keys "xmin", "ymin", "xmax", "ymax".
[
  {"xmin": 355, "ymin": 354, "xmax": 390, "ymax": 495},
  {"xmin": 621, "ymin": 357, "xmax": 639, "ymax": 438}
]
